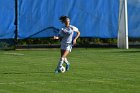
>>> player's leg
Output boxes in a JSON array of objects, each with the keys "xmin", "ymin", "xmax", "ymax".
[
  {"xmin": 55, "ymin": 49, "xmax": 67, "ymax": 73},
  {"xmin": 61, "ymin": 50, "xmax": 70, "ymax": 70},
  {"xmin": 55, "ymin": 44, "xmax": 71, "ymax": 73},
  {"xmin": 61, "ymin": 50, "xmax": 70, "ymax": 71},
  {"xmin": 54, "ymin": 50, "xmax": 64, "ymax": 73},
  {"xmin": 62, "ymin": 44, "xmax": 72, "ymax": 71},
  {"xmin": 61, "ymin": 49, "xmax": 69, "ymax": 58},
  {"xmin": 64, "ymin": 57, "xmax": 69, "ymax": 64},
  {"xmin": 64, "ymin": 57, "xmax": 70, "ymax": 71},
  {"xmin": 61, "ymin": 49, "xmax": 65, "ymax": 57}
]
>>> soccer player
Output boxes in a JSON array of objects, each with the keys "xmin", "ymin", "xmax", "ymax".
[{"xmin": 54, "ymin": 16, "xmax": 80, "ymax": 73}]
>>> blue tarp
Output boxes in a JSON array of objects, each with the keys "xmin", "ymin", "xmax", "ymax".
[
  {"xmin": 18, "ymin": 0, "xmax": 119, "ymax": 38},
  {"xmin": 128, "ymin": 0, "xmax": 140, "ymax": 38},
  {"xmin": 0, "ymin": 0, "xmax": 140, "ymax": 39},
  {"xmin": 0, "ymin": 0, "xmax": 15, "ymax": 39}
]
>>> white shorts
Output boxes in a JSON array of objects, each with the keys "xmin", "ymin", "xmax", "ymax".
[{"xmin": 60, "ymin": 43, "xmax": 72, "ymax": 52}]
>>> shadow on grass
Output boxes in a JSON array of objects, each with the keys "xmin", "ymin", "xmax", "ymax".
[
  {"xmin": 114, "ymin": 50, "xmax": 140, "ymax": 53},
  {"xmin": 1, "ymin": 71, "xmax": 54, "ymax": 75}
]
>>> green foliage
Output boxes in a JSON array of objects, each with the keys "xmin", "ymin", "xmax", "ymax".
[
  {"xmin": 0, "ymin": 39, "xmax": 15, "ymax": 50},
  {"xmin": 18, "ymin": 38, "xmax": 60, "ymax": 45},
  {"xmin": 0, "ymin": 41, "xmax": 9, "ymax": 48},
  {"xmin": 17, "ymin": 38, "xmax": 117, "ymax": 45}
]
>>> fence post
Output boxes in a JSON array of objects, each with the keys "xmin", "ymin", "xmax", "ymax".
[{"xmin": 14, "ymin": 0, "xmax": 18, "ymax": 49}]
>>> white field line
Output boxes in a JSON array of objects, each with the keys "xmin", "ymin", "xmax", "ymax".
[{"xmin": 4, "ymin": 52, "xmax": 24, "ymax": 56}]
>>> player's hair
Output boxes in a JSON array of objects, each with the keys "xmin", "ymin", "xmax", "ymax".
[{"xmin": 59, "ymin": 16, "xmax": 69, "ymax": 23}]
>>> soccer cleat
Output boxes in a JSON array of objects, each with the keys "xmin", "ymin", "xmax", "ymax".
[
  {"xmin": 54, "ymin": 66, "xmax": 62, "ymax": 74},
  {"xmin": 55, "ymin": 70, "xmax": 59, "ymax": 74},
  {"xmin": 66, "ymin": 63, "xmax": 70, "ymax": 71},
  {"xmin": 54, "ymin": 69, "xmax": 59, "ymax": 74}
]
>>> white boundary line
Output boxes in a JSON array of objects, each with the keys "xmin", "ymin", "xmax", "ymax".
[{"xmin": 4, "ymin": 52, "xmax": 24, "ymax": 56}]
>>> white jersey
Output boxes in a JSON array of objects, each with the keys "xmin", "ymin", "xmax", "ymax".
[{"xmin": 59, "ymin": 25, "xmax": 79, "ymax": 44}]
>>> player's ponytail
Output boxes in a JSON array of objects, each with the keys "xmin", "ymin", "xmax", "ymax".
[{"xmin": 59, "ymin": 16, "xmax": 69, "ymax": 23}]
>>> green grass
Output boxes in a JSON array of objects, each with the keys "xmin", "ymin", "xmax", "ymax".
[{"xmin": 0, "ymin": 48, "xmax": 140, "ymax": 93}]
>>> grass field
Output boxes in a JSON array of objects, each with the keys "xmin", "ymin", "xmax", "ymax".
[{"xmin": 0, "ymin": 48, "xmax": 140, "ymax": 93}]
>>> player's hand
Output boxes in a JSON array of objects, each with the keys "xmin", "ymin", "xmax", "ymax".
[
  {"xmin": 53, "ymin": 36, "xmax": 59, "ymax": 39},
  {"xmin": 73, "ymin": 39, "xmax": 77, "ymax": 45}
]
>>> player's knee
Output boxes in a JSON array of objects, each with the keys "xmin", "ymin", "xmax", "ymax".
[{"xmin": 60, "ymin": 57, "xmax": 65, "ymax": 61}]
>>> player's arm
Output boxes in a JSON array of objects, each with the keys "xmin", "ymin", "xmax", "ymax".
[
  {"xmin": 73, "ymin": 30, "xmax": 80, "ymax": 45},
  {"xmin": 53, "ymin": 29, "xmax": 62, "ymax": 40}
]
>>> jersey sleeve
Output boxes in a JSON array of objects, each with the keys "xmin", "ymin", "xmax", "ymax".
[
  {"xmin": 61, "ymin": 28, "xmax": 72, "ymax": 34},
  {"xmin": 71, "ymin": 26, "xmax": 79, "ymax": 31},
  {"xmin": 58, "ymin": 29, "xmax": 64, "ymax": 37}
]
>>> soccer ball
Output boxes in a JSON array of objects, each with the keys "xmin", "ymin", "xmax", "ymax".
[{"xmin": 58, "ymin": 66, "xmax": 66, "ymax": 73}]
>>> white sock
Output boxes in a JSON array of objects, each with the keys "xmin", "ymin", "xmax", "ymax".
[
  {"xmin": 64, "ymin": 58, "xmax": 70, "ymax": 65},
  {"xmin": 57, "ymin": 57, "xmax": 64, "ymax": 68}
]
